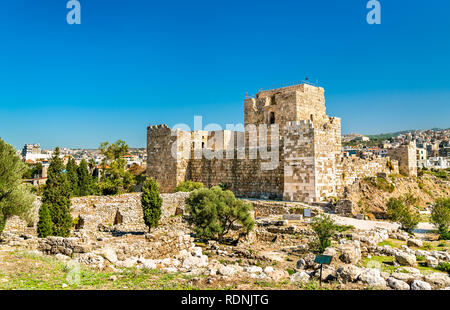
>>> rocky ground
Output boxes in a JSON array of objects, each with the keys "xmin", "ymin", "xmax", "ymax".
[
  {"xmin": 338, "ymin": 174, "xmax": 450, "ymax": 218},
  {"xmin": 0, "ymin": 192, "xmax": 449, "ymax": 290}
]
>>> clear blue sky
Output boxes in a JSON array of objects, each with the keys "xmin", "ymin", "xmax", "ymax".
[{"xmin": 0, "ymin": 0, "xmax": 449, "ymax": 149}]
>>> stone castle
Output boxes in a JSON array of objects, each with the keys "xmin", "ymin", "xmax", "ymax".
[{"xmin": 147, "ymin": 83, "xmax": 416, "ymax": 203}]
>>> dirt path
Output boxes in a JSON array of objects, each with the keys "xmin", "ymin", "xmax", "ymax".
[{"xmin": 330, "ymin": 214, "xmax": 399, "ymax": 231}]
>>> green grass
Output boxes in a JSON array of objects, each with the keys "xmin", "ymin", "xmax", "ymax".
[
  {"xmin": 335, "ymin": 224, "xmax": 355, "ymax": 232},
  {"xmin": 359, "ymin": 255, "xmax": 396, "ymax": 273},
  {"xmin": 364, "ymin": 177, "xmax": 395, "ymax": 193},
  {"xmin": 377, "ymin": 239, "xmax": 404, "ymax": 248},
  {"xmin": 0, "ymin": 251, "xmax": 203, "ymax": 290}
]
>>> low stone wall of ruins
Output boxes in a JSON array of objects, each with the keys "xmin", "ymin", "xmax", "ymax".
[
  {"xmin": 70, "ymin": 192, "xmax": 190, "ymax": 232},
  {"xmin": 337, "ymin": 157, "xmax": 399, "ymax": 193}
]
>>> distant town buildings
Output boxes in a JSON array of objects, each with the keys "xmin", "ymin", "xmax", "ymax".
[
  {"xmin": 342, "ymin": 128, "xmax": 449, "ymax": 170},
  {"xmin": 19, "ymin": 143, "xmax": 147, "ymax": 187}
]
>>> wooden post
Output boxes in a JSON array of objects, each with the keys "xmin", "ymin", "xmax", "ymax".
[{"xmin": 319, "ymin": 264, "xmax": 323, "ymax": 287}]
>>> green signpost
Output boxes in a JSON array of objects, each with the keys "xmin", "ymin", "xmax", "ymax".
[{"xmin": 314, "ymin": 255, "xmax": 333, "ymax": 286}]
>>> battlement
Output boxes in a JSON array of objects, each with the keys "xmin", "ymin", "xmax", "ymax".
[
  {"xmin": 244, "ymin": 83, "xmax": 327, "ymax": 129},
  {"xmin": 256, "ymin": 83, "xmax": 324, "ymax": 99}
]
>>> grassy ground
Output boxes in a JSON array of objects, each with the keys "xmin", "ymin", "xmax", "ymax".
[
  {"xmin": 0, "ymin": 250, "xmax": 346, "ymax": 290},
  {"xmin": 360, "ymin": 238, "xmax": 450, "ymax": 275},
  {"xmin": 378, "ymin": 238, "xmax": 449, "ymax": 252},
  {"xmin": 0, "ymin": 250, "xmax": 203, "ymax": 290}
]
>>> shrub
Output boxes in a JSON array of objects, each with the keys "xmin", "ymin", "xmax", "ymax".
[
  {"xmin": 435, "ymin": 262, "xmax": 450, "ymax": 274},
  {"xmin": 367, "ymin": 177, "xmax": 395, "ymax": 193},
  {"xmin": 141, "ymin": 178, "xmax": 162, "ymax": 232},
  {"xmin": 218, "ymin": 182, "xmax": 231, "ymax": 191},
  {"xmin": 37, "ymin": 204, "xmax": 53, "ymax": 238},
  {"xmin": 431, "ymin": 198, "xmax": 450, "ymax": 235},
  {"xmin": 386, "ymin": 196, "xmax": 420, "ymax": 233},
  {"xmin": 186, "ymin": 186, "xmax": 254, "ymax": 241},
  {"xmin": 174, "ymin": 180, "xmax": 204, "ymax": 193},
  {"xmin": 0, "ymin": 138, "xmax": 36, "ymax": 234},
  {"xmin": 386, "ymin": 160, "xmax": 394, "ymax": 172},
  {"xmin": 309, "ymin": 214, "xmax": 337, "ymax": 254},
  {"xmin": 438, "ymin": 231, "xmax": 450, "ymax": 241}
]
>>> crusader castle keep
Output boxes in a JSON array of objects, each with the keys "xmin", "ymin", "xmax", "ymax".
[{"xmin": 147, "ymin": 83, "xmax": 416, "ymax": 203}]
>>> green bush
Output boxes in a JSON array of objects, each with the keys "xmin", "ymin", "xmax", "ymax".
[
  {"xmin": 37, "ymin": 204, "xmax": 53, "ymax": 238},
  {"xmin": 366, "ymin": 177, "xmax": 395, "ymax": 193},
  {"xmin": 431, "ymin": 198, "xmax": 450, "ymax": 235},
  {"xmin": 435, "ymin": 262, "xmax": 450, "ymax": 274},
  {"xmin": 141, "ymin": 178, "xmax": 162, "ymax": 232},
  {"xmin": 309, "ymin": 214, "xmax": 337, "ymax": 254},
  {"xmin": 386, "ymin": 196, "xmax": 420, "ymax": 233},
  {"xmin": 438, "ymin": 231, "xmax": 450, "ymax": 241},
  {"xmin": 185, "ymin": 186, "xmax": 254, "ymax": 241},
  {"xmin": 174, "ymin": 180, "xmax": 204, "ymax": 193},
  {"xmin": 218, "ymin": 182, "xmax": 232, "ymax": 191}
]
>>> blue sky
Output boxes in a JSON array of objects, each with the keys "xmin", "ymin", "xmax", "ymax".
[{"xmin": 0, "ymin": 0, "xmax": 449, "ymax": 149}]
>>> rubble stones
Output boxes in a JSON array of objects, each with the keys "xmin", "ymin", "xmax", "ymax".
[
  {"xmin": 387, "ymin": 277, "xmax": 410, "ymax": 290},
  {"xmin": 426, "ymin": 256, "xmax": 439, "ymax": 268},
  {"xmin": 358, "ymin": 268, "xmax": 387, "ymax": 287},
  {"xmin": 407, "ymin": 239, "xmax": 423, "ymax": 248},
  {"xmin": 411, "ymin": 280, "xmax": 432, "ymax": 290},
  {"xmin": 395, "ymin": 252, "xmax": 417, "ymax": 267},
  {"xmin": 424, "ymin": 273, "xmax": 450, "ymax": 288},
  {"xmin": 338, "ymin": 243, "xmax": 361, "ymax": 264},
  {"xmin": 290, "ymin": 271, "xmax": 311, "ymax": 283},
  {"xmin": 336, "ymin": 264, "xmax": 362, "ymax": 283}
]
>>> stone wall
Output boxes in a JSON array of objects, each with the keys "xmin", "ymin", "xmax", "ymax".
[
  {"xmin": 387, "ymin": 143, "xmax": 418, "ymax": 177},
  {"xmin": 71, "ymin": 192, "xmax": 190, "ymax": 232},
  {"xmin": 188, "ymin": 155, "xmax": 284, "ymax": 200},
  {"xmin": 146, "ymin": 124, "xmax": 178, "ymax": 193},
  {"xmin": 337, "ymin": 157, "xmax": 399, "ymax": 193}
]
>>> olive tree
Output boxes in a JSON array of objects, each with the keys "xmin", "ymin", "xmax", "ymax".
[
  {"xmin": 186, "ymin": 186, "xmax": 254, "ymax": 241},
  {"xmin": 0, "ymin": 138, "xmax": 35, "ymax": 233}
]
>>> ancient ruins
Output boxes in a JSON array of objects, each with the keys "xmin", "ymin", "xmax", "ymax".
[{"xmin": 147, "ymin": 83, "xmax": 417, "ymax": 202}]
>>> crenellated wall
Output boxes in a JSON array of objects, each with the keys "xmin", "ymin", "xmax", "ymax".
[{"xmin": 146, "ymin": 83, "xmax": 399, "ymax": 202}]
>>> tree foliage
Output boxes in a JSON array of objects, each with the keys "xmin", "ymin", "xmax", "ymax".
[
  {"xmin": 66, "ymin": 157, "xmax": 79, "ymax": 196},
  {"xmin": 186, "ymin": 186, "xmax": 254, "ymax": 241},
  {"xmin": 99, "ymin": 140, "xmax": 134, "ymax": 195},
  {"xmin": 141, "ymin": 178, "xmax": 162, "ymax": 232},
  {"xmin": 0, "ymin": 138, "xmax": 36, "ymax": 233},
  {"xmin": 431, "ymin": 198, "xmax": 450, "ymax": 235},
  {"xmin": 38, "ymin": 147, "xmax": 73, "ymax": 237},
  {"xmin": 22, "ymin": 163, "xmax": 43, "ymax": 179},
  {"xmin": 37, "ymin": 203, "xmax": 53, "ymax": 238},
  {"xmin": 174, "ymin": 180, "xmax": 204, "ymax": 193},
  {"xmin": 386, "ymin": 195, "xmax": 420, "ymax": 233},
  {"xmin": 77, "ymin": 159, "xmax": 94, "ymax": 196},
  {"xmin": 309, "ymin": 214, "xmax": 337, "ymax": 254}
]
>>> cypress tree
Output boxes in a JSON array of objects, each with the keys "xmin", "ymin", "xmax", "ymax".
[
  {"xmin": 66, "ymin": 157, "xmax": 79, "ymax": 196},
  {"xmin": 42, "ymin": 147, "xmax": 73, "ymax": 237},
  {"xmin": 141, "ymin": 178, "xmax": 162, "ymax": 232},
  {"xmin": 37, "ymin": 203, "xmax": 53, "ymax": 238},
  {"xmin": 77, "ymin": 159, "xmax": 93, "ymax": 196}
]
